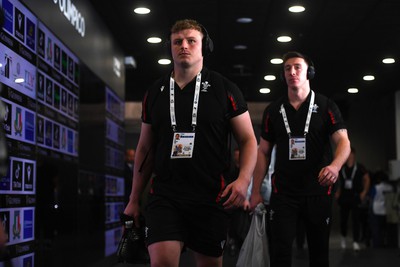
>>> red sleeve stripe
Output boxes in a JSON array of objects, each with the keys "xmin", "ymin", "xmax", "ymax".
[
  {"xmin": 328, "ymin": 110, "xmax": 336, "ymax": 125},
  {"xmin": 228, "ymin": 93, "xmax": 238, "ymax": 111}
]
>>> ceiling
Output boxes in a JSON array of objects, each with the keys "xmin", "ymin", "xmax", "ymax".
[{"xmin": 89, "ymin": 0, "xmax": 400, "ymax": 108}]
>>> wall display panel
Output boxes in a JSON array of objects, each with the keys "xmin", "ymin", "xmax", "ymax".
[
  {"xmin": 105, "ymin": 87, "xmax": 124, "ymax": 123},
  {"xmin": 0, "ymin": 253, "xmax": 34, "ymax": 267},
  {"xmin": 106, "ymin": 117, "xmax": 124, "ymax": 145},
  {"xmin": 105, "ymin": 174, "xmax": 124, "ymax": 198},
  {"xmin": 35, "ymin": 22, "xmax": 79, "ymax": 160},
  {"xmin": 0, "ymin": 156, "xmax": 35, "ymax": 194},
  {"xmin": 1, "ymin": 0, "xmax": 38, "ymax": 177},
  {"xmin": 104, "ymin": 227, "xmax": 121, "ymax": 257},
  {"xmin": 36, "ymin": 114, "xmax": 78, "ymax": 158},
  {"xmin": 0, "ymin": 43, "xmax": 36, "ymax": 99},
  {"xmin": 0, "ymin": 0, "xmax": 37, "ymax": 263},
  {"xmin": 0, "ymin": 207, "xmax": 35, "ymax": 246},
  {"xmin": 0, "ymin": 207, "xmax": 35, "ymax": 261},
  {"xmin": 104, "ymin": 86, "xmax": 125, "ymax": 257},
  {"xmin": 1, "ymin": 1, "xmax": 82, "ymax": 265}
]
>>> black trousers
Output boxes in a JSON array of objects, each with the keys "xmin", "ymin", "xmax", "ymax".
[
  {"xmin": 268, "ymin": 193, "xmax": 332, "ymax": 267},
  {"xmin": 338, "ymin": 202, "xmax": 362, "ymax": 242}
]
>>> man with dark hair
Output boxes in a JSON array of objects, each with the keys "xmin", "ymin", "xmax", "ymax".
[
  {"xmin": 250, "ymin": 51, "xmax": 351, "ymax": 266},
  {"xmin": 123, "ymin": 19, "xmax": 257, "ymax": 267}
]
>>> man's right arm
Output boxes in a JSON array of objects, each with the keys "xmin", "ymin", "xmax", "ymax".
[
  {"xmin": 249, "ymin": 137, "xmax": 273, "ymax": 210},
  {"xmin": 124, "ymin": 122, "xmax": 155, "ymax": 225}
]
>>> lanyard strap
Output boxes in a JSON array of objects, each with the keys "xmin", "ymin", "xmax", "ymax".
[
  {"xmin": 341, "ymin": 163, "xmax": 358, "ymax": 180},
  {"xmin": 280, "ymin": 90, "xmax": 315, "ymax": 138},
  {"xmin": 169, "ymin": 72, "xmax": 202, "ymax": 132}
]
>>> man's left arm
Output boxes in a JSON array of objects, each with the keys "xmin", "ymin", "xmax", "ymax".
[
  {"xmin": 318, "ymin": 129, "xmax": 351, "ymax": 186},
  {"xmin": 221, "ymin": 111, "xmax": 258, "ymax": 209}
]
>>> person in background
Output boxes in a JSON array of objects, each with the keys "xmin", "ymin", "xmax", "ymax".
[
  {"xmin": 369, "ymin": 170, "xmax": 394, "ymax": 248},
  {"xmin": 123, "ymin": 19, "xmax": 257, "ymax": 267},
  {"xmin": 335, "ymin": 146, "xmax": 370, "ymax": 251},
  {"xmin": 250, "ymin": 51, "xmax": 351, "ymax": 267}
]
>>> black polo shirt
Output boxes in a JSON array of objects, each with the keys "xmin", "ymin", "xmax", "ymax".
[
  {"xmin": 142, "ymin": 68, "xmax": 247, "ymax": 202},
  {"xmin": 261, "ymin": 91, "xmax": 346, "ymax": 196},
  {"xmin": 338, "ymin": 163, "xmax": 368, "ymax": 204}
]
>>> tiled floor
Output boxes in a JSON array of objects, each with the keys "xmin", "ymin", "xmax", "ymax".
[{"xmin": 111, "ymin": 232, "xmax": 400, "ymax": 267}]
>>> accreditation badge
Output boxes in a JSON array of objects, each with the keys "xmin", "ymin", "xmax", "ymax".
[
  {"xmin": 171, "ymin": 132, "xmax": 195, "ymax": 159},
  {"xmin": 289, "ymin": 137, "xmax": 306, "ymax": 160},
  {"xmin": 344, "ymin": 180, "xmax": 353, "ymax": 189}
]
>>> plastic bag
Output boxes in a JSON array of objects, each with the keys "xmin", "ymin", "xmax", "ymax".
[{"xmin": 236, "ymin": 203, "xmax": 269, "ymax": 267}]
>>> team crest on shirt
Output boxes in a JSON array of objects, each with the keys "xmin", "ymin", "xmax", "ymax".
[
  {"xmin": 312, "ymin": 103, "xmax": 319, "ymax": 113},
  {"xmin": 160, "ymin": 86, "xmax": 165, "ymax": 92},
  {"xmin": 201, "ymin": 81, "xmax": 211, "ymax": 92}
]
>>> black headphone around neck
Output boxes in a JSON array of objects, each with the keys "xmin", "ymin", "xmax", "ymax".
[{"xmin": 166, "ymin": 24, "xmax": 214, "ymax": 57}]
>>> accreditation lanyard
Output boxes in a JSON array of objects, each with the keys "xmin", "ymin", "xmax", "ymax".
[
  {"xmin": 341, "ymin": 163, "xmax": 357, "ymax": 189},
  {"xmin": 169, "ymin": 73, "xmax": 201, "ymax": 132},
  {"xmin": 280, "ymin": 90, "xmax": 315, "ymax": 138},
  {"xmin": 169, "ymin": 73, "xmax": 201, "ymax": 159}
]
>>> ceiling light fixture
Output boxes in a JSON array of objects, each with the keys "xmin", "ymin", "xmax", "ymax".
[
  {"xmin": 270, "ymin": 58, "xmax": 283, "ymax": 64},
  {"xmin": 348, "ymin": 88, "xmax": 359, "ymax": 94},
  {"xmin": 158, "ymin": 59, "xmax": 171, "ymax": 65},
  {"xmin": 277, "ymin": 36, "xmax": 292, "ymax": 42},
  {"xmin": 259, "ymin": 88, "xmax": 271, "ymax": 94},
  {"xmin": 236, "ymin": 17, "xmax": 253, "ymax": 23},
  {"xmin": 363, "ymin": 75, "xmax": 375, "ymax": 81},
  {"xmin": 289, "ymin": 5, "xmax": 305, "ymax": 13},
  {"xmin": 382, "ymin": 58, "xmax": 395, "ymax": 64},
  {"xmin": 134, "ymin": 7, "xmax": 150, "ymax": 14},
  {"xmin": 234, "ymin": 45, "xmax": 247, "ymax": 50},
  {"xmin": 264, "ymin": 75, "xmax": 276, "ymax": 81},
  {"xmin": 147, "ymin": 37, "xmax": 162, "ymax": 43}
]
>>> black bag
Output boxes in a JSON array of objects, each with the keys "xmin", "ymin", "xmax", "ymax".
[{"xmin": 116, "ymin": 214, "xmax": 150, "ymax": 264}]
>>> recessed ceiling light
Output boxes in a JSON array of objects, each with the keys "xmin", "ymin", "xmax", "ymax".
[
  {"xmin": 236, "ymin": 17, "xmax": 253, "ymax": 23},
  {"xmin": 259, "ymin": 88, "xmax": 271, "ymax": 94},
  {"xmin": 270, "ymin": 58, "xmax": 283, "ymax": 64},
  {"xmin": 264, "ymin": 75, "xmax": 276, "ymax": 81},
  {"xmin": 277, "ymin": 36, "xmax": 292, "ymax": 42},
  {"xmin": 348, "ymin": 88, "xmax": 359, "ymax": 94},
  {"xmin": 363, "ymin": 75, "xmax": 375, "ymax": 81},
  {"xmin": 158, "ymin": 59, "xmax": 171, "ymax": 65},
  {"xmin": 147, "ymin": 37, "xmax": 162, "ymax": 43},
  {"xmin": 382, "ymin": 58, "xmax": 395, "ymax": 64},
  {"xmin": 289, "ymin": 5, "xmax": 305, "ymax": 13},
  {"xmin": 234, "ymin": 45, "xmax": 247, "ymax": 50},
  {"xmin": 233, "ymin": 64, "xmax": 245, "ymax": 69},
  {"xmin": 134, "ymin": 7, "xmax": 150, "ymax": 14}
]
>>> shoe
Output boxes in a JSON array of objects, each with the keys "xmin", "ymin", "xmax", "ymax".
[
  {"xmin": 341, "ymin": 237, "xmax": 346, "ymax": 249},
  {"xmin": 353, "ymin": 242, "xmax": 360, "ymax": 251}
]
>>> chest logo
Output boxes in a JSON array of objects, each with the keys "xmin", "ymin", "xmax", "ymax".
[
  {"xmin": 312, "ymin": 103, "xmax": 319, "ymax": 113},
  {"xmin": 201, "ymin": 81, "xmax": 211, "ymax": 92}
]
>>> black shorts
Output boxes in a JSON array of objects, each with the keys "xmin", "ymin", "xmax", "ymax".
[{"xmin": 144, "ymin": 194, "xmax": 229, "ymax": 257}]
